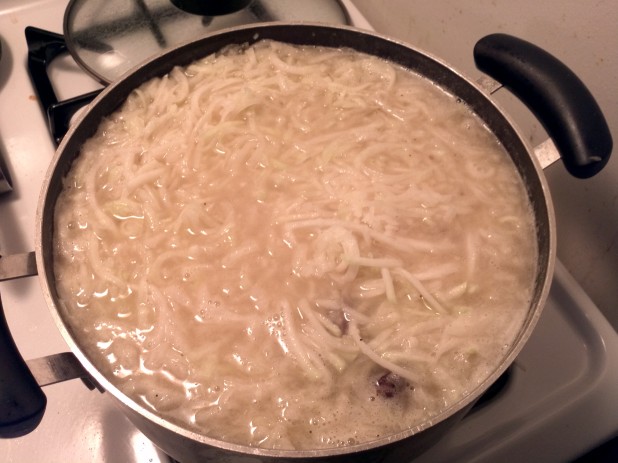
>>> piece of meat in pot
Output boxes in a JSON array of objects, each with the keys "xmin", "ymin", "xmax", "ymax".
[{"xmin": 375, "ymin": 372, "xmax": 409, "ymax": 399}]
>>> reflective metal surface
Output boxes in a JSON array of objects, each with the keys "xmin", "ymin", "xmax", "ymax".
[
  {"xmin": 27, "ymin": 352, "xmax": 100, "ymax": 389},
  {"xmin": 0, "ymin": 252, "xmax": 37, "ymax": 282}
]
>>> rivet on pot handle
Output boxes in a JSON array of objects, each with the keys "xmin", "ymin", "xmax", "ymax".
[{"xmin": 474, "ymin": 33, "xmax": 612, "ymax": 179}]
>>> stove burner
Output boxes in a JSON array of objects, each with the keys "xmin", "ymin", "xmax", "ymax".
[
  {"xmin": 63, "ymin": 0, "xmax": 350, "ymax": 85},
  {"xmin": 25, "ymin": 27, "xmax": 101, "ymax": 145},
  {"xmin": 26, "ymin": 1, "xmax": 350, "ymax": 144}
]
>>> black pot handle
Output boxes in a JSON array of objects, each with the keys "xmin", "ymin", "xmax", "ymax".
[
  {"xmin": 0, "ymin": 293, "xmax": 47, "ymax": 438},
  {"xmin": 474, "ymin": 33, "xmax": 612, "ymax": 179}
]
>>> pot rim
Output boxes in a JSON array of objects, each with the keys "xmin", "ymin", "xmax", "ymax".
[{"xmin": 34, "ymin": 21, "xmax": 556, "ymax": 459}]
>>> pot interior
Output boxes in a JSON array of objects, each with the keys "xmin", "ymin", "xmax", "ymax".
[{"xmin": 36, "ymin": 23, "xmax": 555, "ymax": 460}]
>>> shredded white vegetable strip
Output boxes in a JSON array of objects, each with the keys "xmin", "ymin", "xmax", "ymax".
[
  {"xmin": 281, "ymin": 299, "xmax": 324, "ymax": 381},
  {"xmin": 284, "ymin": 217, "xmax": 451, "ymax": 252},
  {"xmin": 395, "ymin": 268, "xmax": 449, "ymax": 314},
  {"xmin": 348, "ymin": 320, "xmax": 419, "ymax": 384},
  {"xmin": 381, "ymin": 267, "xmax": 397, "ymax": 303}
]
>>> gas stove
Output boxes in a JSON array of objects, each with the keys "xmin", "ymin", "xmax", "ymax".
[{"xmin": 1, "ymin": 1, "xmax": 617, "ymax": 462}]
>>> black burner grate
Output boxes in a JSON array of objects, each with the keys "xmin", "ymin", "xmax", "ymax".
[{"xmin": 25, "ymin": 26, "xmax": 101, "ymax": 146}]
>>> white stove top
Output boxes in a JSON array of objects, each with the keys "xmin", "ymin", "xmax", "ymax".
[{"xmin": 0, "ymin": 1, "xmax": 617, "ymax": 462}]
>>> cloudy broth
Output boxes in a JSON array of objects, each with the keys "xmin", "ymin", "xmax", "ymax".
[{"xmin": 53, "ymin": 40, "xmax": 537, "ymax": 449}]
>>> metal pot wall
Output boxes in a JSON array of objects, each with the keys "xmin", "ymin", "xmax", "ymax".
[{"xmin": 0, "ymin": 23, "xmax": 612, "ymax": 462}]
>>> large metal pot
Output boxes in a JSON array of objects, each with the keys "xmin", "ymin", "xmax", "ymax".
[{"xmin": 0, "ymin": 23, "xmax": 612, "ymax": 462}]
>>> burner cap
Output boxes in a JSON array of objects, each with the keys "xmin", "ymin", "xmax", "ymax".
[{"xmin": 63, "ymin": 0, "xmax": 350, "ymax": 85}]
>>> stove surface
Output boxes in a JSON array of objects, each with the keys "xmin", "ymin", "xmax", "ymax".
[{"xmin": 0, "ymin": 1, "xmax": 617, "ymax": 462}]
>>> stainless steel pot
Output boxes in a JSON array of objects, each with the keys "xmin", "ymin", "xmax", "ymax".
[{"xmin": 0, "ymin": 23, "xmax": 612, "ymax": 462}]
